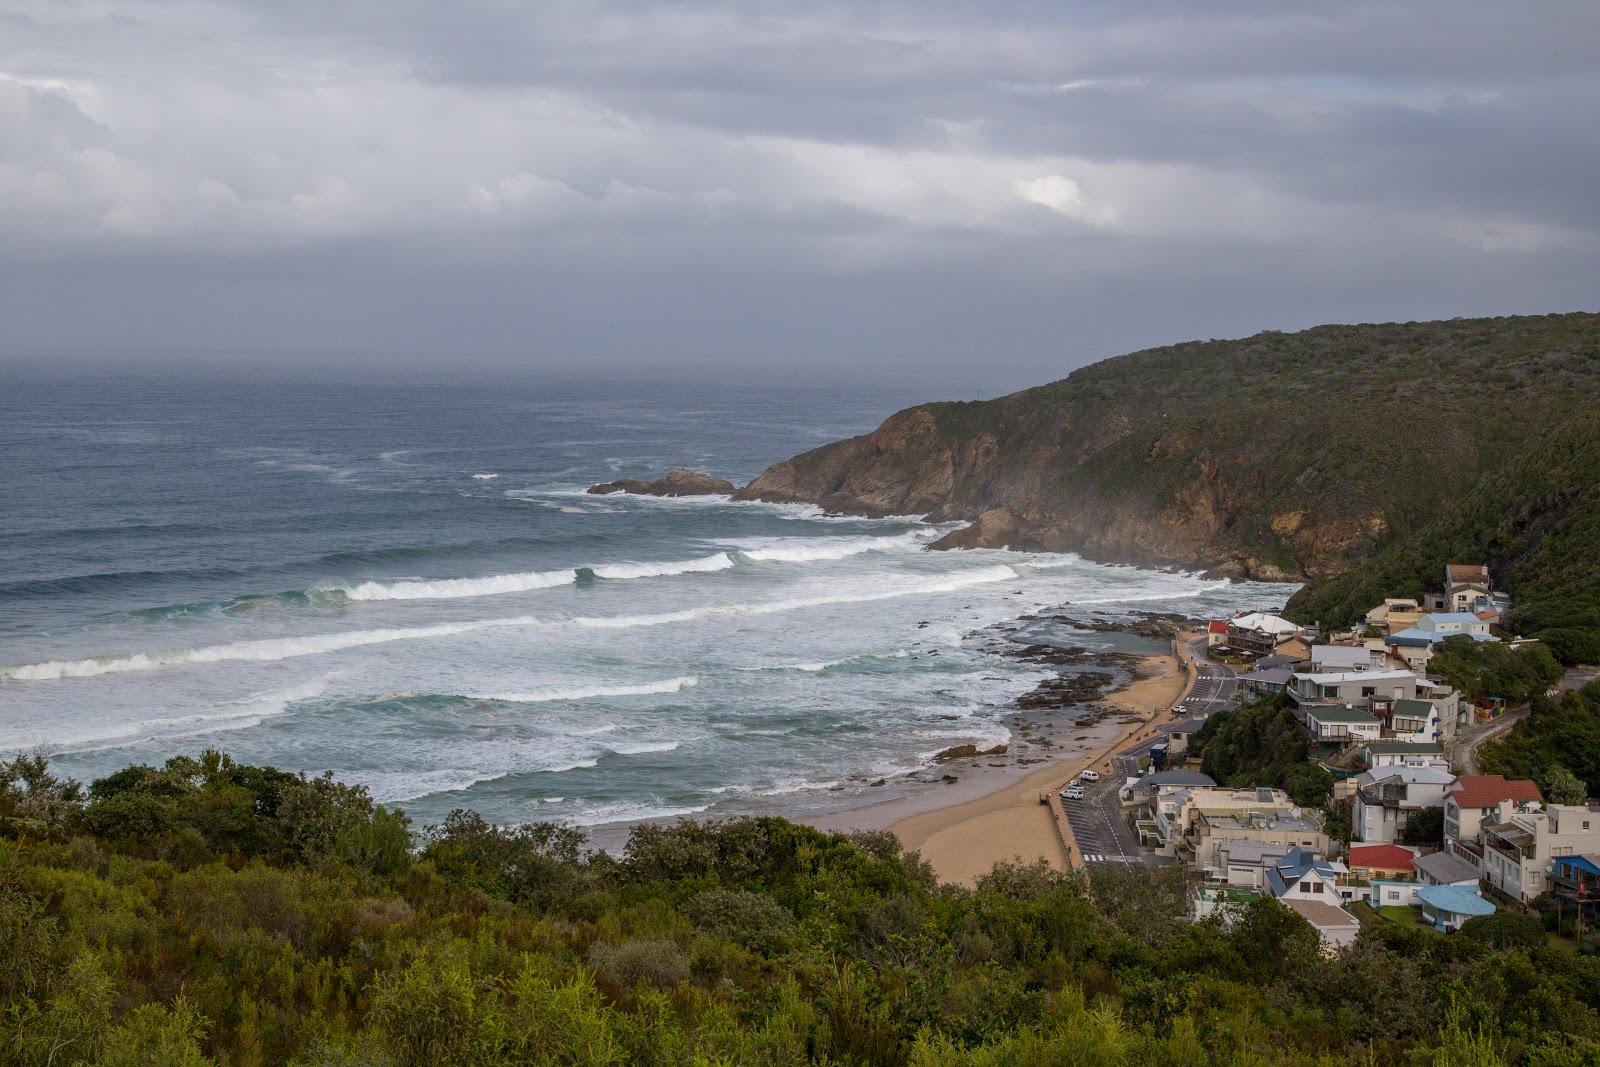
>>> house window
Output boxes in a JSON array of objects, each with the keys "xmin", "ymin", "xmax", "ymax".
[
  {"xmin": 1361, "ymin": 687, "xmax": 1376, "ymax": 698},
  {"xmin": 1386, "ymin": 890, "xmax": 1400, "ymax": 901},
  {"xmin": 1307, "ymin": 882, "xmax": 1323, "ymax": 893}
]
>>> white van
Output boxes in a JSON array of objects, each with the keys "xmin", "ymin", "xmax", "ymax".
[{"xmin": 1079, "ymin": 769, "xmax": 1101, "ymax": 782}]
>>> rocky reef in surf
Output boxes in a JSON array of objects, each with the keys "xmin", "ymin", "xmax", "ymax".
[{"xmin": 587, "ymin": 467, "xmax": 737, "ymax": 497}]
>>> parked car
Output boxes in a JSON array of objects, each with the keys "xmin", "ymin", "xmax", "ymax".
[
  {"xmin": 1079, "ymin": 770, "xmax": 1101, "ymax": 782},
  {"xmin": 1062, "ymin": 787, "xmax": 1085, "ymax": 800}
]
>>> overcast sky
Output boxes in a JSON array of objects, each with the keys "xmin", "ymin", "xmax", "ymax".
[{"xmin": 3, "ymin": 1, "xmax": 1597, "ymax": 389}]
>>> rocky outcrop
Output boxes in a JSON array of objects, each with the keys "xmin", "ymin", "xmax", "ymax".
[
  {"xmin": 735, "ymin": 314, "xmax": 1600, "ymax": 581},
  {"xmin": 588, "ymin": 468, "xmax": 737, "ymax": 497},
  {"xmin": 932, "ymin": 743, "xmax": 1009, "ymax": 761}
]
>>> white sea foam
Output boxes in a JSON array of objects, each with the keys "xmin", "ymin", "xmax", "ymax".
[
  {"xmin": 730, "ymin": 532, "xmax": 929, "ymax": 563},
  {"xmin": 603, "ymin": 739, "xmax": 682, "ymax": 755},
  {"xmin": 571, "ymin": 565, "xmax": 1018, "ymax": 630},
  {"xmin": 756, "ymin": 778, "xmax": 843, "ymax": 796},
  {"xmin": 470, "ymin": 472, "xmax": 499, "ymax": 480},
  {"xmin": 0, "ymin": 674, "xmax": 335, "ymax": 751},
  {"xmin": 319, "ymin": 552, "xmax": 734, "ymax": 604},
  {"xmin": 1, "ymin": 617, "xmax": 538, "ymax": 680},
  {"xmin": 364, "ymin": 768, "xmax": 514, "ymax": 802},
  {"xmin": 3, "ymin": 567, "xmax": 1016, "ymax": 681},
  {"xmin": 567, "ymin": 801, "xmax": 710, "ymax": 826},
  {"xmin": 471, "ymin": 676, "xmax": 698, "ymax": 703},
  {"xmin": 338, "ymin": 568, "xmax": 578, "ymax": 602},
  {"xmin": 590, "ymin": 553, "xmax": 735, "ymax": 580}
]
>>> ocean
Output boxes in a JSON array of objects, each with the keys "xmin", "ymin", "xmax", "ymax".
[{"xmin": 0, "ymin": 377, "xmax": 1284, "ymax": 829}]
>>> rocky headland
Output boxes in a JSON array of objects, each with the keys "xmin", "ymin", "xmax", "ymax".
[{"xmin": 730, "ymin": 314, "xmax": 1600, "ymax": 583}]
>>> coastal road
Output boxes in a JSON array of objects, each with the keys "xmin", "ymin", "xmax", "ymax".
[
  {"xmin": 1171, "ymin": 636, "xmax": 1238, "ymax": 718},
  {"xmin": 1061, "ymin": 637, "xmax": 1237, "ymax": 868},
  {"xmin": 1450, "ymin": 705, "xmax": 1530, "ymax": 775},
  {"xmin": 1059, "ymin": 773, "xmax": 1148, "ymax": 865},
  {"xmin": 1061, "ymin": 756, "xmax": 1177, "ymax": 867}
]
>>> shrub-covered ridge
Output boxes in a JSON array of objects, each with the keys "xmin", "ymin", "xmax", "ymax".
[{"xmin": 2, "ymin": 749, "xmax": 1599, "ymax": 1065}]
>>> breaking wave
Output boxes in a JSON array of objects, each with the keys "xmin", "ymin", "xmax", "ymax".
[
  {"xmin": 730, "ymin": 532, "xmax": 929, "ymax": 563},
  {"xmin": 587, "ymin": 553, "xmax": 734, "ymax": 580},
  {"xmin": 0, "ymin": 674, "xmax": 335, "ymax": 752},
  {"xmin": 338, "ymin": 568, "xmax": 578, "ymax": 602},
  {"xmin": 469, "ymin": 676, "xmax": 699, "ymax": 703},
  {"xmin": 3, "ymin": 567, "xmax": 1017, "ymax": 681}
]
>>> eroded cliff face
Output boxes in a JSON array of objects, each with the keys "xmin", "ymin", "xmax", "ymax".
[
  {"xmin": 737, "ymin": 315, "xmax": 1600, "ymax": 581},
  {"xmin": 736, "ymin": 399, "xmax": 1344, "ymax": 579}
]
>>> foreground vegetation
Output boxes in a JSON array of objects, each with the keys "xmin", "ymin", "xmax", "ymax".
[{"xmin": 4, "ymin": 750, "xmax": 1600, "ymax": 1065}]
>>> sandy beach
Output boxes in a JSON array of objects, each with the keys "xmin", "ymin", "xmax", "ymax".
[{"xmin": 808, "ymin": 642, "xmax": 1192, "ymax": 886}]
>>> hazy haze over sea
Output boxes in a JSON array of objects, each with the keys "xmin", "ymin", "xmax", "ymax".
[{"xmin": 1, "ymin": 379, "xmax": 1283, "ymax": 828}]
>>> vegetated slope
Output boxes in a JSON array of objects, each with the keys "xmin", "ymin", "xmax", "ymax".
[
  {"xmin": 1287, "ymin": 408, "xmax": 1600, "ymax": 661},
  {"xmin": 5, "ymin": 749, "xmax": 1600, "ymax": 1065},
  {"xmin": 739, "ymin": 313, "xmax": 1600, "ymax": 581}
]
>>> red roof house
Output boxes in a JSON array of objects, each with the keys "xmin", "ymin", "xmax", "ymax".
[
  {"xmin": 1347, "ymin": 844, "xmax": 1416, "ymax": 875},
  {"xmin": 1448, "ymin": 775, "xmax": 1543, "ymax": 810}
]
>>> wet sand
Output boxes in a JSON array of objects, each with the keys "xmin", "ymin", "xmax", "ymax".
[{"xmin": 807, "ymin": 646, "xmax": 1190, "ymax": 886}]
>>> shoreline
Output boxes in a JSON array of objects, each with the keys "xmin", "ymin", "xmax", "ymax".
[{"xmin": 803, "ymin": 642, "xmax": 1191, "ymax": 886}]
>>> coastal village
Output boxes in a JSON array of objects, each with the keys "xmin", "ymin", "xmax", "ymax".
[{"xmin": 1049, "ymin": 562, "xmax": 1597, "ymax": 950}]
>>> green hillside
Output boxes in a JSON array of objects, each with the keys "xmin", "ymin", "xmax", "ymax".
[
  {"xmin": 1286, "ymin": 409, "xmax": 1600, "ymax": 663},
  {"xmin": 742, "ymin": 313, "xmax": 1600, "ymax": 581},
  {"xmin": 3, "ymin": 750, "xmax": 1599, "ymax": 1066}
]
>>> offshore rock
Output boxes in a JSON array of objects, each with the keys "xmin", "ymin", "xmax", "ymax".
[{"xmin": 588, "ymin": 468, "xmax": 737, "ymax": 497}]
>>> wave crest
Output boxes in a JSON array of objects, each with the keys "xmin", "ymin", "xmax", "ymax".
[
  {"xmin": 470, "ymin": 676, "xmax": 698, "ymax": 703},
  {"xmin": 3, "ymin": 567, "xmax": 1015, "ymax": 681}
]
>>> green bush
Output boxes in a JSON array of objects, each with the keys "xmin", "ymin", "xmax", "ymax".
[{"xmin": 0, "ymin": 750, "xmax": 1598, "ymax": 1064}]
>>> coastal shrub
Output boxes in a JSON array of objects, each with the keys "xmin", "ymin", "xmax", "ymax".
[
  {"xmin": 684, "ymin": 888, "xmax": 797, "ymax": 954},
  {"xmin": 1462, "ymin": 912, "xmax": 1546, "ymax": 951},
  {"xmin": 2, "ymin": 751, "xmax": 1600, "ymax": 1063},
  {"xmin": 1191, "ymin": 695, "xmax": 1330, "ymax": 805},
  {"xmin": 586, "ymin": 939, "xmax": 690, "ymax": 989},
  {"xmin": 1429, "ymin": 638, "xmax": 1563, "ymax": 704},
  {"xmin": 1480, "ymin": 686, "xmax": 1600, "ymax": 795},
  {"xmin": 1402, "ymin": 807, "xmax": 1445, "ymax": 846}
]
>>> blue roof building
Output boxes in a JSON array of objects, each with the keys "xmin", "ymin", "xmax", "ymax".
[
  {"xmin": 1552, "ymin": 854, "xmax": 1600, "ymax": 915},
  {"xmin": 1266, "ymin": 847, "xmax": 1341, "ymax": 899},
  {"xmin": 1416, "ymin": 884, "xmax": 1495, "ymax": 931}
]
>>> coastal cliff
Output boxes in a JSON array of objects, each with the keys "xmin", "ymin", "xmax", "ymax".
[{"xmin": 738, "ymin": 313, "xmax": 1600, "ymax": 581}]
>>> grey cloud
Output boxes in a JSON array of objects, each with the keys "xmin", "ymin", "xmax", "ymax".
[{"xmin": 0, "ymin": 0, "xmax": 1596, "ymax": 386}]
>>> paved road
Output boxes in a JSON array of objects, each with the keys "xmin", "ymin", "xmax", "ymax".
[
  {"xmin": 1561, "ymin": 666, "xmax": 1600, "ymax": 693},
  {"xmin": 1170, "ymin": 636, "xmax": 1238, "ymax": 718},
  {"xmin": 1449, "ymin": 705, "xmax": 1529, "ymax": 775},
  {"xmin": 1060, "ymin": 637, "xmax": 1231, "ymax": 867}
]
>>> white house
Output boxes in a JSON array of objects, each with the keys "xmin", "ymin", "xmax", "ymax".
[
  {"xmin": 1481, "ymin": 801, "xmax": 1600, "ymax": 905},
  {"xmin": 1290, "ymin": 668, "xmax": 1425, "ymax": 709},
  {"xmin": 1309, "ymin": 644, "xmax": 1384, "ymax": 673},
  {"xmin": 1353, "ymin": 766, "xmax": 1455, "ymax": 844},
  {"xmin": 1298, "ymin": 703, "xmax": 1383, "ymax": 746},
  {"xmin": 1442, "ymin": 776, "xmax": 1543, "ymax": 866},
  {"xmin": 1361, "ymin": 741, "xmax": 1448, "ymax": 770}
]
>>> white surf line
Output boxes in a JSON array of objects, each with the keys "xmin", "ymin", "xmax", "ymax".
[
  {"xmin": 1, "ymin": 566, "xmax": 1019, "ymax": 682},
  {"xmin": 468, "ymin": 676, "xmax": 699, "ymax": 703}
]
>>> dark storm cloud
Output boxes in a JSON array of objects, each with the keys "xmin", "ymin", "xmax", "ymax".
[{"xmin": 1, "ymin": 1, "xmax": 1596, "ymax": 387}]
